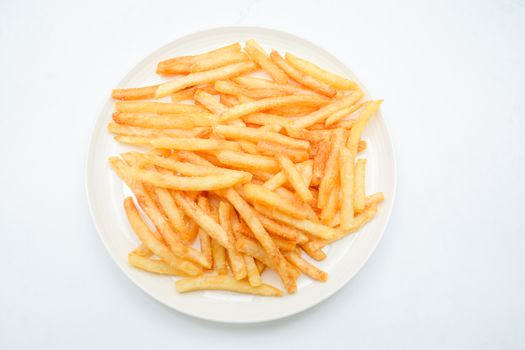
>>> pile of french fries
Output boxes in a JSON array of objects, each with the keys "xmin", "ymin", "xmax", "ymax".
[{"xmin": 108, "ymin": 40, "xmax": 384, "ymax": 296}]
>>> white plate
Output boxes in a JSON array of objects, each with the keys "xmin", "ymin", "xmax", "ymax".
[{"xmin": 86, "ymin": 26, "xmax": 396, "ymax": 323}]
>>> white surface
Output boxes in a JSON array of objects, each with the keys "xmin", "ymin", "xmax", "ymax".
[
  {"xmin": 1, "ymin": 0, "xmax": 524, "ymax": 348},
  {"xmin": 86, "ymin": 27, "xmax": 396, "ymax": 323}
]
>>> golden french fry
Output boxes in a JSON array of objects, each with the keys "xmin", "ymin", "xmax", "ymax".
[
  {"xmin": 244, "ymin": 255, "xmax": 262, "ymax": 287},
  {"xmin": 300, "ymin": 244, "xmax": 326, "ymax": 261},
  {"xmin": 108, "ymin": 123, "xmax": 211, "ymax": 139},
  {"xmin": 339, "ymin": 147, "xmax": 354, "ymax": 230},
  {"xmin": 215, "ymin": 80, "xmax": 287, "ymax": 99},
  {"xmin": 131, "ymin": 244, "xmax": 152, "ymax": 257},
  {"xmin": 171, "ymin": 191, "xmax": 233, "ymax": 249},
  {"xmin": 254, "ymin": 203, "xmax": 340, "ymax": 240},
  {"xmin": 243, "ymin": 183, "xmax": 307, "ymax": 219},
  {"xmin": 220, "ymin": 188, "xmax": 296, "ymax": 293},
  {"xmin": 237, "ymin": 140, "xmax": 258, "ymax": 154},
  {"xmin": 274, "ymin": 187, "xmax": 319, "ymax": 223},
  {"xmin": 128, "ymin": 254, "xmax": 189, "ymax": 276},
  {"xmin": 347, "ymin": 100, "xmax": 382, "ymax": 157},
  {"xmin": 256, "ymin": 141, "xmax": 309, "ymax": 163},
  {"xmin": 150, "ymin": 137, "xmax": 240, "ymax": 152},
  {"xmin": 124, "ymin": 164, "xmax": 250, "ymax": 191},
  {"xmin": 211, "ymin": 239, "xmax": 227, "ymax": 275},
  {"xmin": 255, "ymin": 212, "xmax": 304, "ymax": 242},
  {"xmin": 284, "ymin": 250, "xmax": 327, "ymax": 282},
  {"xmin": 276, "ymin": 154, "xmax": 313, "ymax": 203},
  {"xmin": 191, "ymin": 51, "xmax": 249, "ymax": 73},
  {"xmin": 155, "ymin": 61, "xmax": 257, "ymax": 98},
  {"xmin": 218, "ymin": 201, "xmax": 247, "ymax": 280},
  {"xmin": 175, "ymin": 150, "xmax": 216, "ymax": 167},
  {"xmin": 320, "ymin": 185, "xmax": 340, "ymax": 225},
  {"xmin": 270, "ymin": 50, "xmax": 336, "ymax": 97},
  {"xmin": 285, "ymin": 52, "xmax": 359, "ymax": 91},
  {"xmin": 255, "ymin": 259, "xmax": 266, "ymax": 274},
  {"xmin": 318, "ymin": 128, "xmax": 346, "ymax": 208},
  {"xmin": 220, "ymin": 95, "xmax": 327, "ymax": 122},
  {"xmin": 151, "ymin": 186, "xmax": 186, "ymax": 235},
  {"xmin": 365, "ymin": 192, "xmax": 384, "ymax": 207},
  {"xmin": 244, "ymin": 40, "xmax": 288, "ymax": 83},
  {"xmin": 157, "ymin": 43, "xmax": 241, "ymax": 74},
  {"xmin": 112, "ymin": 84, "xmax": 158, "ymax": 101},
  {"xmin": 176, "ymin": 275, "xmax": 282, "ymax": 296},
  {"xmin": 325, "ymin": 101, "xmax": 366, "ymax": 126},
  {"xmin": 220, "ymin": 94, "xmax": 239, "ymax": 107},
  {"xmin": 115, "ymin": 101, "xmax": 204, "ymax": 114},
  {"xmin": 234, "ymin": 76, "xmax": 321, "ymax": 96},
  {"xmin": 113, "ymin": 112, "xmax": 218, "ymax": 129},
  {"xmin": 215, "ymin": 150, "xmax": 280, "ymax": 172},
  {"xmin": 194, "ymin": 89, "xmax": 228, "ymax": 115},
  {"xmin": 242, "ymin": 112, "xmax": 293, "ymax": 127},
  {"xmin": 114, "ymin": 135, "xmax": 153, "ymax": 147},
  {"xmin": 123, "ymin": 197, "xmax": 202, "ymax": 276},
  {"xmin": 291, "ymin": 92, "xmax": 363, "ymax": 128},
  {"xmin": 196, "ymin": 196, "xmax": 213, "ymax": 268},
  {"xmin": 354, "ymin": 158, "xmax": 367, "ymax": 214},
  {"xmin": 213, "ymin": 124, "xmax": 309, "ymax": 150}
]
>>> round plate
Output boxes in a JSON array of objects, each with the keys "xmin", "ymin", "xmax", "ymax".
[{"xmin": 86, "ymin": 26, "xmax": 396, "ymax": 323}]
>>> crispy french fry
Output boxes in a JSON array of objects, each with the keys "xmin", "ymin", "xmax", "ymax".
[
  {"xmin": 254, "ymin": 203, "xmax": 340, "ymax": 240},
  {"xmin": 151, "ymin": 137, "xmax": 240, "ymax": 151},
  {"xmin": 112, "ymin": 84, "xmax": 158, "ymax": 101},
  {"xmin": 300, "ymin": 244, "xmax": 326, "ymax": 261},
  {"xmin": 244, "ymin": 40, "xmax": 288, "ymax": 83},
  {"xmin": 128, "ymin": 254, "xmax": 188, "ymax": 276},
  {"xmin": 176, "ymin": 150, "xmax": 216, "ymax": 166},
  {"xmin": 255, "ymin": 259, "xmax": 266, "ymax": 274},
  {"xmin": 242, "ymin": 112, "xmax": 293, "ymax": 127},
  {"xmin": 318, "ymin": 128, "xmax": 345, "ymax": 208},
  {"xmin": 347, "ymin": 100, "xmax": 382, "ymax": 157},
  {"xmin": 291, "ymin": 92, "xmax": 363, "ymax": 129},
  {"xmin": 243, "ymin": 183, "xmax": 307, "ymax": 219},
  {"xmin": 113, "ymin": 112, "xmax": 218, "ymax": 129},
  {"xmin": 115, "ymin": 101, "xmax": 204, "ymax": 114},
  {"xmin": 276, "ymin": 154, "xmax": 313, "ymax": 203},
  {"xmin": 114, "ymin": 135, "xmax": 153, "ymax": 147},
  {"xmin": 256, "ymin": 141, "xmax": 309, "ymax": 162},
  {"xmin": 284, "ymin": 250, "xmax": 327, "ymax": 282},
  {"xmin": 358, "ymin": 140, "xmax": 367, "ymax": 153},
  {"xmin": 131, "ymin": 244, "xmax": 152, "ymax": 257},
  {"xmin": 255, "ymin": 213, "xmax": 304, "ymax": 242},
  {"xmin": 339, "ymin": 147, "xmax": 354, "ymax": 230},
  {"xmin": 151, "ymin": 186, "xmax": 186, "ymax": 234},
  {"xmin": 237, "ymin": 140, "xmax": 258, "ymax": 154},
  {"xmin": 218, "ymin": 201, "xmax": 247, "ymax": 280},
  {"xmin": 171, "ymin": 191, "xmax": 233, "ymax": 249},
  {"xmin": 285, "ymin": 52, "xmax": 359, "ymax": 91},
  {"xmin": 274, "ymin": 187, "xmax": 319, "ymax": 223},
  {"xmin": 270, "ymin": 51, "xmax": 336, "ymax": 97},
  {"xmin": 220, "ymin": 188, "xmax": 296, "ymax": 293},
  {"xmin": 123, "ymin": 197, "xmax": 202, "ymax": 276},
  {"xmin": 176, "ymin": 275, "xmax": 282, "ymax": 296},
  {"xmin": 220, "ymin": 94, "xmax": 239, "ymax": 107},
  {"xmin": 191, "ymin": 51, "xmax": 249, "ymax": 73},
  {"xmin": 244, "ymin": 255, "xmax": 262, "ymax": 287},
  {"xmin": 211, "ymin": 238, "xmax": 227, "ymax": 275},
  {"xmin": 193, "ymin": 89, "xmax": 227, "ymax": 115},
  {"xmin": 234, "ymin": 76, "xmax": 321, "ymax": 96},
  {"xmin": 365, "ymin": 192, "xmax": 384, "ymax": 207},
  {"xmin": 197, "ymin": 196, "xmax": 213, "ymax": 268},
  {"xmin": 320, "ymin": 185, "xmax": 340, "ymax": 225},
  {"xmin": 220, "ymin": 95, "xmax": 327, "ymax": 122},
  {"xmin": 155, "ymin": 61, "xmax": 257, "ymax": 98},
  {"xmin": 215, "ymin": 80, "xmax": 287, "ymax": 99},
  {"xmin": 215, "ymin": 150, "xmax": 280, "ymax": 172},
  {"xmin": 354, "ymin": 158, "xmax": 367, "ymax": 213},
  {"xmin": 108, "ymin": 123, "xmax": 210, "ymax": 139},
  {"xmin": 213, "ymin": 125, "xmax": 309, "ymax": 150},
  {"xmin": 325, "ymin": 101, "xmax": 366, "ymax": 126}
]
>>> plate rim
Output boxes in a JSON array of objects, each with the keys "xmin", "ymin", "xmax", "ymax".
[{"xmin": 85, "ymin": 25, "xmax": 397, "ymax": 324}]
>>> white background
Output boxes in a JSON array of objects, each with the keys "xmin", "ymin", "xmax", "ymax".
[{"xmin": 1, "ymin": 0, "xmax": 524, "ymax": 348}]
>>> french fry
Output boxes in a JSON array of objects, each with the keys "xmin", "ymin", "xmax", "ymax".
[
  {"xmin": 128, "ymin": 254, "xmax": 188, "ymax": 276},
  {"xmin": 237, "ymin": 140, "xmax": 258, "ymax": 154},
  {"xmin": 365, "ymin": 192, "xmax": 385, "ymax": 207},
  {"xmin": 151, "ymin": 186, "xmax": 186, "ymax": 235},
  {"xmin": 243, "ymin": 183, "xmax": 307, "ymax": 219},
  {"xmin": 191, "ymin": 51, "xmax": 249, "ymax": 73},
  {"xmin": 114, "ymin": 135, "xmax": 154, "ymax": 147},
  {"xmin": 284, "ymin": 125, "xmax": 330, "ymax": 143},
  {"xmin": 262, "ymin": 160, "xmax": 312, "ymax": 191},
  {"xmin": 320, "ymin": 185, "xmax": 340, "ymax": 225},
  {"xmin": 291, "ymin": 92, "xmax": 363, "ymax": 129},
  {"xmin": 112, "ymin": 84, "xmax": 158, "ymax": 101},
  {"xmin": 274, "ymin": 187, "xmax": 319, "ymax": 223},
  {"xmin": 285, "ymin": 52, "xmax": 359, "ymax": 91},
  {"xmin": 218, "ymin": 201, "xmax": 247, "ymax": 280},
  {"xmin": 339, "ymin": 147, "xmax": 354, "ymax": 230},
  {"xmin": 151, "ymin": 137, "xmax": 241, "ymax": 152},
  {"xmin": 234, "ymin": 76, "xmax": 321, "ymax": 96},
  {"xmin": 176, "ymin": 275, "xmax": 282, "ymax": 296},
  {"xmin": 211, "ymin": 239, "xmax": 228, "ymax": 275},
  {"xmin": 157, "ymin": 43, "xmax": 241, "ymax": 75},
  {"xmin": 176, "ymin": 150, "xmax": 216, "ymax": 167},
  {"xmin": 255, "ymin": 213, "xmax": 304, "ymax": 242},
  {"xmin": 276, "ymin": 154, "xmax": 313, "ymax": 203},
  {"xmin": 113, "ymin": 112, "xmax": 218, "ymax": 129},
  {"xmin": 124, "ymin": 164, "xmax": 250, "ymax": 191},
  {"xmin": 220, "ymin": 94, "xmax": 239, "ymax": 107},
  {"xmin": 300, "ymin": 244, "xmax": 326, "ymax": 261},
  {"xmin": 354, "ymin": 158, "xmax": 367, "ymax": 214},
  {"xmin": 242, "ymin": 112, "xmax": 293, "ymax": 127},
  {"xmin": 194, "ymin": 89, "xmax": 228, "ymax": 115},
  {"xmin": 108, "ymin": 123, "xmax": 211, "ymax": 139},
  {"xmin": 131, "ymin": 244, "xmax": 152, "ymax": 257},
  {"xmin": 347, "ymin": 100, "xmax": 382, "ymax": 157},
  {"xmin": 213, "ymin": 125, "xmax": 310, "ymax": 150},
  {"xmin": 325, "ymin": 101, "xmax": 366, "ymax": 127},
  {"xmin": 215, "ymin": 150, "xmax": 280, "ymax": 172},
  {"xmin": 358, "ymin": 140, "xmax": 367, "ymax": 153},
  {"xmin": 270, "ymin": 51, "xmax": 336, "ymax": 97},
  {"xmin": 244, "ymin": 40, "xmax": 288, "ymax": 83},
  {"xmin": 255, "ymin": 259, "xmax": 266, "ymax": 274},
  {"xmin": 220, "ymin": 188, "xmax": 296, "ymax": 293},
  {"xmin": 155, "ymin": 61, "xmax": 257, "ymax": 98},
  {"xmin": 284, "ymin": 250, "xmax": 327, "ymax": 282},
  {"xmin": 268, "ymin": 105, "xmax": 319, "ymax": 117},
  {"xmin": 171, "ymin": 191, "xmax": 233, "ymax": 249},
  {"xmin": 115, "ymin": 101, "xmax": 204, "ymax": 114},
  {"xmin": 318, "ymin": 128, "xmax": 345, "ymax": 208},
  {"xmin": 244, "ymin": 255, "xmax": 262, "ymax": 287},
  {"xmin": 256, "ymin": 141, "xmax": 309, "ymax": 162},
  {"xmin": 123, "ymin": 197, "xmax": 202, "ymax": 276},
  {"xmin": 311, "ymin": 139, "xmax": 330, "ymax": 187},
  {"xmin": 219, "ymin": 95, "xmax": 327, "ymax": 122},
  {"xmin": 215, "ymin": 80, "xmax": 287, "ymax": 99},
  {"xmin": 254, "ymin": 203, "xmax": 340, "ymax": 240},
  {"xmin": 197, "ymin": 196, "xmax": 213, "ymax": 268}
]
